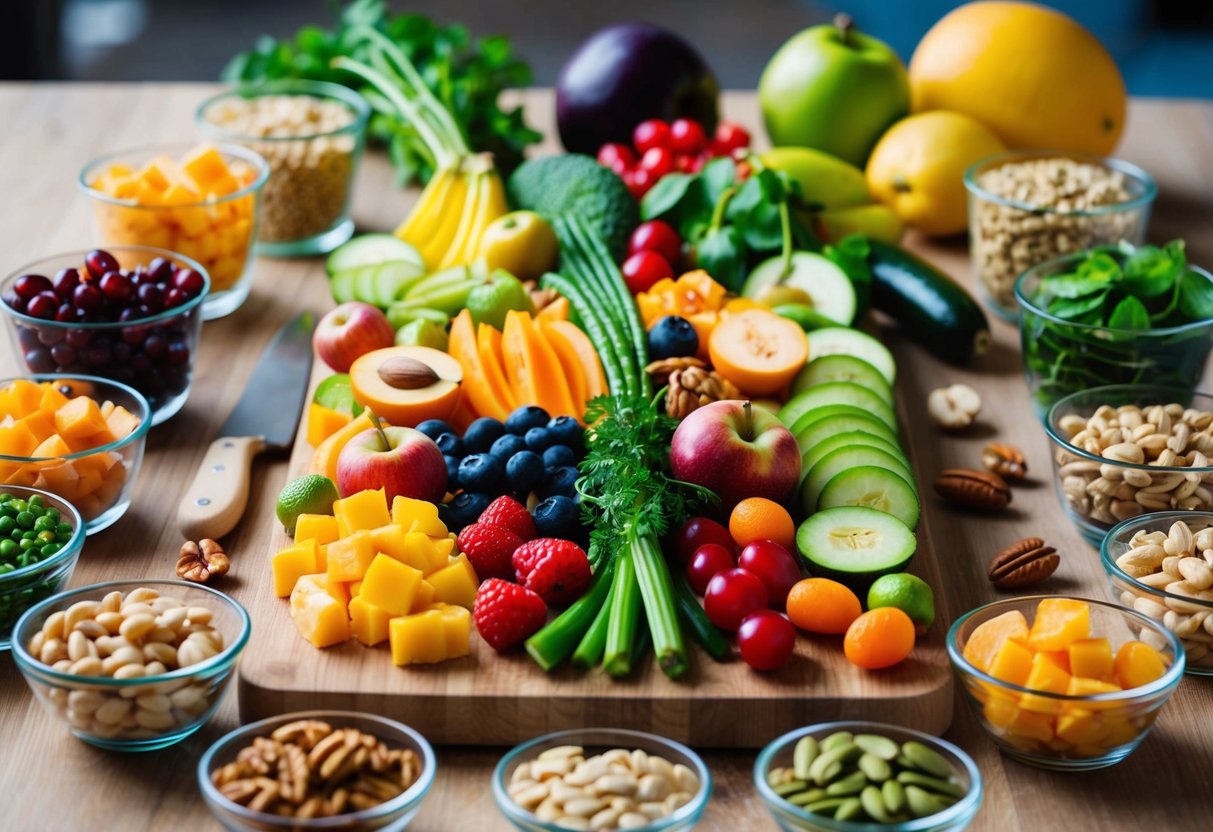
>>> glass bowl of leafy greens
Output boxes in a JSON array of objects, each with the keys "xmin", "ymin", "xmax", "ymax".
[{"xmin": 1015, "ymin": 241, "xmax": 1213, "ymax": 418}]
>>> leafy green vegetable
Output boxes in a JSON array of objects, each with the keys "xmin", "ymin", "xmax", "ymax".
[
  {"xmin": 1108, "ymin": 296, "xmax": 1149, "ymax": 330},
  {"xmin": 222, "ymin": 0, "xmax": 540, "ymax": 184},
  {"xmin": 1180, "ymin": 269, "xmax": 1213, "ymax": 320}
]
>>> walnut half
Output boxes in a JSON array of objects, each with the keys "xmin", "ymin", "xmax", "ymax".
[{"xmin": 177, "ymin": 539, "xmax": 230, "ymax": 583}]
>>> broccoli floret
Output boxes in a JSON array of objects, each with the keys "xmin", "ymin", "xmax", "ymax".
[{"xmin": 506, "ymin": 154, "xmax": 638, "ymax": 260}]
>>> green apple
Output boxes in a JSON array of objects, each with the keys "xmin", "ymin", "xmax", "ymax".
[
  {"xmin": 759, "ymin": 14, "xmax": 909, "ymax": 167},
  {"xmin": 394, "ymin": 319, "xmax": 449, "ymax": 351},
  {"xmin": 466, "ymin": 269, "xmax": 535, "ymax": 330}
]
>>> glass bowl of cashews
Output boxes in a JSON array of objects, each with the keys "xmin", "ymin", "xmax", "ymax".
[
  {"xmin": 11, "ymin": 579, "xmax": 250, "ymax": 751},
  {"xmin": 1102, "ymin": 510, "xmax": 1213, "ymax": 676},
  {"xmin": 1045, "ymin": 385, "xmax": 1213, "ymax": 545}
]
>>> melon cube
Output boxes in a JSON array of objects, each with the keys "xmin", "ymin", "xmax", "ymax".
[
  {"xmin": 359, "ymin": 554, "xmax": 424, "ymax": 617},
  {"xmin": 425, "ymin": 554, "xmax": 479, "ymax": 610},
  {"xmin": 19, "ymin": 410, "xmax": 57, "ymax": 442},
  {"xmin": 31, "ymin": 434, "xmax": 72, "ymax": 462},
  {"xmin": 161, "ymin": 182, "xmax": 200, "ymax": 207},
  {"xmin": 389, "ymin": 609, "xmax": 446, "ymax": 666},
  {"xmin": 987, "ymin": 638, "xmax": 1034, "ymax": 687},
  {"xmin": 0, "ymin": 379, "xmax": 43, "ymax": 416},
  {"xmin": 1114, "ymin": 640, "xmax": 1169, "ymax": 689},
  {"xmin": 1056, "ymin": 709, "xmax": 1107, "ymax": 747},
  {"xmin": 306, "ymin": 403, "xmax": 351, "ymax": 448},
  {"xmin": 1066, "ymin": 676, "xmax": 1123, "ymax": 700},
  {"xmin": 325, "ymin": 530, "xmax": 376, "ymax": 583},
  {"xmin": 54, "ymin": 397, "xmax": 106, "ymax": 441},
  {"xmin": 1027, "ymin": 598, "xmax": 1090, "ymax": 651},
  {"xmin": 334, "ymin": 489, "xmax": 390, "ymax": 537},
  {"xmin": 0, "ymin": 421, "xmax": 39, "ymax": 457},
  {"xmin": 370, "ymin": 524, "xmax": 409, "ymax": 562},
  {"xmin": 963, "ymin": 610, "xmax": 1029, "ymax": 672},
  {"xmin": 433, "ymin": 603, "xmax": 470, "ymax": 658},
  {"xmin": 271, "ymin": 539, "xmax": 319, "ymax": 597},
  {"xmin": 391, "ymin": 496, "xmax": 448, "ymax": 537},
  {"xmin": 1069, "ymin": 638, "xmax": 1114, "ymax": 680},
  {"xmin": 349, "ymin": 596, "xmax": 392, "ymax": 647},
  {"xmin": 35, "ymin": 461, "xmax": 79, "ymax": 499},
  {"xmin": 181, "ymin": 146, "xmax": 236, "ymax": 192},
  {"xmin": 1020, "ymin": 651, "xmax": 1072, "ymax": 715},
  {"xmin": 295, "ymin": 513, "xmax": 339, "ymax": 546},
  {"xmin": 1037, "ymin": 650, "xmax": 1071, "ymax": 675},
  {"xmin": 4, "ymin": 467, "xmax": 38, "ymax": 487},
  {"xmin": 1007, "ymin": 707, "xmax": 1055, "ymax": 744},
  {"xmin": 38, "ymin": 385, "xmax": 70, "ymax": 412},
  {"xmin": 290, "ymin": 574, "xmax": 350, "ymax": 648},
  {"xmin": 104, "ymin": 405, "xmax": 141, "ymax": 439}
]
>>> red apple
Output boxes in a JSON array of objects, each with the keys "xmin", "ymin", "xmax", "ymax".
[
  {"xmin": 336, "ymin": 426, "xmax": 447, "ymax": 503},
  {"xmin": 314, "ymin": 302, "xmax": 394, "ymax": 373},
  {"xmin": 669, "ymin": 400, "xmax": 800, "ymax": 508}
]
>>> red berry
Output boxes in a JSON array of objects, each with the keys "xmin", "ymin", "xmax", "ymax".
[
  {"xmin": 687, "ymin": 544, "xmax": 736, "ymax": 595},
  {"xmin": 621, "ymin": 250, "xmax": 672, "ymax": 295},
  {"xmin": 713, "ymin": 121, "xmax": 751, "ymax": 154},
  {"xmin": 737, "ymin": 540, "xmax": 802, "ymax": 607},
  {"xmin": 597, "ymin": 143, "xmax": 636, "ymax": 172},
  {"xmin": 638, "ymin": 146, "xmax": 673, "ymax": 178},
  {"xmin": 13, "ymin": 274, "xmax": 52, "ymax": 302},
  {"xmin": 478, "ymin": 495, "xmax": 536, "ymax": 541},
  {"xmin": 738, "ymin": 610, "xmax": 796, "ymax": 671},
  {"xmin": 473, "ymin": 578, "xmax": 548, "ymax": 652},
  {"xmin": 629, "ymin": 220, "xmax": 682, "ymax": 266},
  {"xmin": 672, "ymin": 516, "xmax": 734, "ymax": 565},
  {"xmin": 84, "ymin": 249, "xmax": 118, "ymax": 281},
  {"xmin": 624, "ymin": 168, "xmax": 655, "ymax": 200},
  {"xmin": 633, "ymin": 119, "xmax": 670, "ymax": 153},
  {"xmin": 456, "ymin": 522, "xmax": 524, "ymax": 581},
  {"xmin": 669, "ymin": 119, "xmax": 708, "ymax": 155},
  {"xmin": 512, "ymin": 538, "xmax": 592, "ymax": 607},
  {"xmin": 704, "ymin": 568, "xmax": 767, "ymax": 631}
]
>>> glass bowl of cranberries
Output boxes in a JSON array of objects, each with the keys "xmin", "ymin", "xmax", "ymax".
[{"xmin": 1, "ymin": 247, "xmax": 209, "ymax": 425}]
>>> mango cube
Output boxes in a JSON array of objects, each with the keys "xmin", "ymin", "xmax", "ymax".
[
  {"xmin": 1007, "ymin": 707, "xmax": 1055, "ymax": 744},
  {"xmin": 1020, "ymin": 651, "xmax": 1071, "ymax": 715},
  {"xmin": 963, "ymin": 610, "xmax": 1029, "ymax": 672},
  {"xmin": 430, "ymin": 536, "xmax": 456, "ymax": 562},
  {"xmin": 987, "ymin": 638, "xmax": 1034, "ymax": 687},
  {"xmin": 411, "ymin": 580, "xmax": 437, "ymax": 613},
  {"xmin": 326, "ymin": 578, "xmax": 351, "ymax": 607},
  {"xmin": 1027, "ymin": 598, "xmax": 1090, "ymax": 651},
  {"xmin": 307, "ymin": 403, "xmax": 351, "ymax": 448},
  {"xmin": 349, "ymin": 580, "xmax": 363, "ymax": 598},
  {"xmin": 271, "ymin": 539, "xmax": 319, "ymax": 597},
  {"xmin": 349, "ymin": 596, "xmax": 392, "ymax": 647},
  {"xmin": 54, "ymin": 396, "xmax": 106, "ymax": 441},
  {"xmin": 389, "ymin": 603, "xmax": 470, "ymax": 667},
  {"xmin": 20, "ymin": 410, "xmax": 57, "ymax": 442},
  {"xmin": 1037, "ymin": 650, "xmax": 1071, "ymax": 675},
  {"xmin": 1069, "ymin": 638, "xmax": 1114, "ymax": 680},
  {"xmin": 0, "ymin": 379, "xmax": 42, "ymax": 415},
  {"xmin": 334, "ymin": 488, "xmax": 390, "ymax": 537},
  {"xmin": 1056, "ymin": 709, "xmax": 1106, "ymax": 746},
  {"xmin": 326, "ymin": 530, "xmax": 376, "ymax": 583},
  {"xmin": 295, "ymin": 513, "xmax": 340, "ymax": 546},
  {"xmin": 1114, "ymin": 640, "xmax": 1168, "ymax": 689},
  {"xmin": 1066, "ymin": 676, "xmax": 1123, "ymax": 702},
  {"xmin": 359, "ymin": 554, "xmax": 424, "ymax": 617},
  {"xmin": 389, "ymin": 532, "xmax": 449, "ymax": 575},
  {"xmin": 290, "ymin": 574, "xmax": 350, "ymax": 648},
  {"xmin": 433, "ymin": 603, "xmax": 471, "ymax": 657},
  {"xmin": 425, "ymin": 553, "xmax": 479, "ymax": 610},
  {"xmin": 370, "ymin": 524, "xmax": 409, "ymax": 562},
  {"xmin": 391, "ymin": 496, "xmax": 448, "ymax": 537}
]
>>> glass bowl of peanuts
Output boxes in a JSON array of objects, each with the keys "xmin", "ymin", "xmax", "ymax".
[
  {"xmin": 1102, "ymin": 511, "xmax": 1213, "ymax": 676},
  {"xmin": 197, "ymin": 80, "xmax": 370, "ymax": 257},
  {"xmin": 1045, "ymin": 385, "xmax": 1213, "ymax": 545},
  {"xmin": 493, "ymin": 728, "xmax": 712, "ymax": 832},
  {"xmin": 11, "ymin": 579, "xmax": 250, "ymax": 751},
  {"xmin": 197, "ymin": 710, "xmax": 436, "ymax": 831}
]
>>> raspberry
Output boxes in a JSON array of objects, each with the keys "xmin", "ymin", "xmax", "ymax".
[
  {"xmin": 456, "ymin": 522, "xmax": 523, "ymax": 581},
  {"xmin": 473, "ymin": 578, "xmax": 547, "ymax": 651},
  {"xmin": 477, "ymin": 495, "xmax": 536, "ymax": 541},
  {"xmin": 512, "ymin": 538, "xmax": 592, "ymax": 607}
]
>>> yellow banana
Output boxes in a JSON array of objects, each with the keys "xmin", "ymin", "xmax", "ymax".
[
  {"xmin": 395, "ymin": 164, "xmax": 457, "ymax": 247},
  {"xmin": 455, "ymin": 171, "xmax": 508, "ymax": 266},
  {"xmin": 438, "ymin": 166, "xmax": 488, "ymax": 269},
  {"xmin": 418, "ymin": 169, "xmax": 470, "ymax": 267}
]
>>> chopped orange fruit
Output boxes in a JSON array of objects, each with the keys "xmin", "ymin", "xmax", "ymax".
[{"xmin": 1027, "ymin": 598, "xmax": 1090, "ymax": 651}]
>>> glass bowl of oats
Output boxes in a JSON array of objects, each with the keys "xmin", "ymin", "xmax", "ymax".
[
  {"xmin": 964, "ymin": 150, "xmax": 1156, "ymax": 319},
  {"xmin": 198, "ymin": 80, "xmax": 370, "ymax": 257}
]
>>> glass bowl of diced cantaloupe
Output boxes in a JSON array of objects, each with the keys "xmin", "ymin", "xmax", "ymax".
[
  {"xmin": 947, "ymin": 596, "xmax": 1184, "ymax": 771},
  {"xmin": 79, "ymin": 143, "xmax": 269, "ymax": 320},
  {"xmin": 0, "ymin": 376, "xmax": 150, "ymax": 534}
]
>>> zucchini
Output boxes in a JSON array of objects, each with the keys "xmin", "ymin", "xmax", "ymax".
[{"xmin": 862, "ymin": 237, "xmax": 991, "ymax": 363}]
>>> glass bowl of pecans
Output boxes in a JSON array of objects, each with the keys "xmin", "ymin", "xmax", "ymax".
[
  {"xmin": 197, "ymin": 710, "xmax": 436, "ymax": 831},
  {"xmin": 1045, "ymin": 386, "xmax": 1213, "ymax": 545}
]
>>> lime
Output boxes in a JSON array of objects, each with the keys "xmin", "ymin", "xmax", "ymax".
[
  {"xmin": 867, "ymin": 573, "xmax": 935, "ymax": 632},
  {"xmin": 313, "ymin": 374, "xmax": 363, "ymax": 416},
  {"xmin": 276, "ymin": 474, "xmax": 339, "ymax": 536}
]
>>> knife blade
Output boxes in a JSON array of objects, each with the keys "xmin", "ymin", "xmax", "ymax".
[{"xmin": 177, "ymin": 312, "xmax": 316, "ymax": 540}]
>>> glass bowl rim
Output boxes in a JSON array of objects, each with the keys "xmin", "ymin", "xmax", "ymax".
[
  {"xmin": 753, "ymin": 720, "xmax": 983, "ymax": 832},
  {"xmin": 196, "ymin": 709, "xmax": 437, "ymax": 828},
  {"xmin": 1101, "ymin": 510, "xmax": 1213, "ymax": 612},
  {"xmin": 195, "ymin": 79, "xmax": 371, "ymax": 142},
  {"xmin": 946, "ymin": 594, "xmax": 1186, "ymax": 702},
  {"xmin": 492, "ymin": 727, "xmax": 713, "ymax": 832},
  {"xmin": 1, "ymin": 245, "xmax": 211, "ymax": 329},
  {"xmin": 78, "ymin": 142, "xmax": 270, "ymax": 209},
  {"xmin": 1043, "ymin": 383, "xmax": 1213, "ymax": 472},
  {"xmin": 963, "ymin": 148, "xmax": 1157, "ymax": 216},
  {"xmin": 0, "ymin": 485, "xmax": 85, "ymax": 585},
  {"xmin": 12, "ymin": 578, "xmax": 251, "ymax": 686},
  {"xmin": 0, "ymin": 374, "xmax": 152, "ymax": 464}
]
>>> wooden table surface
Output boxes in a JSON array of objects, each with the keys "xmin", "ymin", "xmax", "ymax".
[{"xmin": 2, "ymin": 84, "xmax": 1212, "ymax": 831}]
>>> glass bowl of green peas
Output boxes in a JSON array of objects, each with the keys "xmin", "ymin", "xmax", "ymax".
[{"xmin": 0, "ymin": 486, "xmax": 84, "ymax": 650}]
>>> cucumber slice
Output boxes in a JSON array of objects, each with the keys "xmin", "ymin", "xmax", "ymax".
[
  {"xmin": 796, "ymin": 506, "xmax": 917, "ymax": 585},
  {"xmin": 780, "ymin": 382, "xmax": 899, "ymax": 434},
  {"xmin": 802, "ymin": 431, "xmax": 908, "ymax": 481},
  {"xmin": 806, "ymin": 327, "xmax": 896, "ymax": 384},
  {"xmin": 330, "ymin": 268, "xmax": 358, "ymax": 304},
  {"xmin": 743, "ymin": 252, "xmax": 858, "ymax": 325},
  {"xmin": 792, "ymin": 408, "xmax": 901, "ymax": 455},
  {"xmin": 802, "ymin": 446, "xmax": 914, "ymax": 516},
  {"xmin": 793, "ymin": 355, "xmax": 894, "ymax": 404},
  {"xmin": 818, "ymin": 466, "xmax": 920, "ymax": 529},
  {"xmin": 326, "ymin": 233, "xmax": 423, "ymax": 276}
]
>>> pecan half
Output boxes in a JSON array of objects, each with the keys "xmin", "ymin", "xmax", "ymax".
[
  {"xmin": 982, "ymin": 442, "xmax": 1028, "ymax": 481},
  {"xmin": 177, "ymin": 539, "xmax": 229, "ymax": 583},
  {"xmin": 934, "ymin": 468, "xmax": 1012, "ymax": 511},
  {"xmin": 989, "ymin": 537, "xmax": 1060, "ymax": 589}
]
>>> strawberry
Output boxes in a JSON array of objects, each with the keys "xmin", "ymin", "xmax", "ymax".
[
  {"xmin": 513, "ymin": 538, "xmax": 592, "ymax": 607},
  {"xmin": 457, "ymin": 522, "xmax": 523, "ymax": 581},
  {"xmin": 477, "ymin": 495, "xmax": 536, "ymax": 541},
  {"xmin": 473, "ymin": 578, "xmax": 548, "ymax": 651}
]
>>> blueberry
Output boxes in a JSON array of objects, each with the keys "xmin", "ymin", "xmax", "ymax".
[
  {"xmin": 443, "ymin": 454, "xmax": 462, "ymax": 490},
  {"xmin": 439, "ymin": 492, "xmax": 492, "ymax": 533},
  {"xmin": 532, "ymin": 495, "xmax": 581, "ymax": 538},
  {"xmin": 416, "ymin": 419, "xmax": 454, "ymax": 441},
  {"xmin": 524, "ymin": 426, "xmax": 555, "ymax": 452},
  {"xmin": 538, "ymin": 465, "xmax": 579, "ymax": 499},
  {"xmin": 543, "ymin": 444, "xmax": 577, "ymax": 470},
  {"xmin": 547, "ymin": 415, "xmax": 584, "ymax": 450},
  {"xmin": 489, "ymin": 433, "xmax": 527, "ymax": 462},
  {"xmin": 505, "ymin": 405, "xmax": 550, "ymax": 435},
  {"xmin": 457, "ymin": 453, "xmax": 505, "ymax": 494},
  {"xmin": 647, "ymin": 315, "xmax": 698, "ymax": 360},
  {"xmin": 435, "ymin": 432, "xmax": 464, "ymax": 457},
  {"xmin": 463, "ymin": 417, "xmax": 505, "ymax": 454},
  {"xmin": 505, "ymin": 450, "xmax": 545, "ymax": 497}
]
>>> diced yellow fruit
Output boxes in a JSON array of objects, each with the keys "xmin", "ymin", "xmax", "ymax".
[
  {"xmin": 295, "ymin": 513, "xmax": 340, "ymax": 546},
  {"xmin": 963, "ymin": 610, "xmax": 1029, "ymax": 672},
  {"xmin": 385, "ymin": 532, "xmax": 448, "ymax": 575},
  {"xmin": 1038, "ymin": 650, "xmax": 1071, "ymax": 675},
  {"xmin": 334, "ymin": 488, "xmax": 391, "ymax": 537},
  {"xmin": 434, "ymin": 602, "xmax": 470, "ymax": 658},
  {"xmin": 1114, "ymin": 640, "xmax": 1169, "ymax": 689},
  {"xmin": 390, "ymin": 609, "xmax": 447, "ymax": 666},
  {"xmin": 271, "ymin": 539, "xmax": 319, "ymax": 597},
  {"xmin": 370, "ymin": 524, "xmax": 409, "ymax": 561},
  {"xmin": 391, "ymin": 496, "xmax": 449, "ymax": 537},
  {"xmin": 1008, "ymin": 708, "xmax": 1055, "ymax": 744},
  {"xmin": 987, "ymin": 638, "xmax": 1034, "ymax": 687},
  {"xmin": 1027, "ymin": 598, "xmax": 1090, "ymax": 651},
  {"xmin": 348, "ymin": 596, "xmax": 392, "ymax": 646},
  {"xmin": 54, "ymin": 396, "xmax": 107, "ymax": 440},
  {"xmin": 360, "ymin": 554, "xmax": 424, "ymax": 617},
  {"xmin": 1020, "ymin": 651, "xmax": 1071, "ymax": 715},
  {"xmin": 289, "ymin": 574, "xmax": 350, "ymax": 648},
  {"xmin": 350, "ymin": 580, "xmax": 362, "ymax": 598},
  {"xmin": 1056, "ymin": 708, "xmax": 1105, "ymax": 746},
  {"xmin": 1102, "ymin": 714, "xmax": 1145, "ymax": 747},
  {"xmin": 325, "ymin": 530, "xmax": 376, "ymax": 583},
  {"xmin": 0, "ymin": 379, "xmax": 43, "ymax": 415},
  {"xmin": 981, "ymin": 690, "xmax": 1021, "ymax": 729},
  {"xmin": 411, "ymin": 580, "xmax": 436, "ymax": 613},
  {"xmin": 181, "ymin": 146, "xmax": 234, "ymax": 190},
  {"xmin": 307, "ymin": 402, "xmax": 351, "ymax": 447},
  {"xmin": 1069, "ymin": 637, "xmax": 1115, "ymax": 681},
  {"xmin": 425, "ymin": 553, "xmax": 479, "ymax": 610},
  {"xmin": 326, "ymin": 578, "xmax": 350, "ymax": 607},
  {"xmin": 0, "ymin": 421, "xmax": 39, "ymax": 457},
  {"xmin": 429, "ymin": 536, "xmax": 456, "ymax": 563},
  {"xmin": 1065, "ymin": 676, "xmax": 1123, "ymax": 710},
  {"xmin": 316, "ymin": 543, "xmax": 329, "ymax": 572},
  {"xmin": 19, "ymin": 410, "xmax": 57, "ymax": 442},
  {"xmin": 38, "ymin": 384, "xmax": 70, "ymax": 412}
]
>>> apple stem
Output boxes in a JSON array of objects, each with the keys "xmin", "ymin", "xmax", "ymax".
[
  {"xmin": 742, "ymin": 400, "xmax": 754, "ymax": 441},
  {"xmin": 367, "ymin": 409, "xmax": 391, "ymax": 451},
  {"xmin": 834, "ymin": 13, "xmax": 854, "ymax": 45}
]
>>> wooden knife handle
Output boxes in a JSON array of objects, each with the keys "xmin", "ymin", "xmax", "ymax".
[{"xmin": 177, "ymin": 436, "xmax": 266, "ymax": 541}]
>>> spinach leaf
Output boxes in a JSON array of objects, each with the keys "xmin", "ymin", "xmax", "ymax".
[
  {"xmin": 1044, "ymin": 272, "xmax": 1112, "ymax": 299},
  {"xmin": 696, "ymin": 226, "xmax": 745, "ymax": 292},
  {"xmin": 1108, "ymin": 296, "xmax": 1150, "ymax": 330},
  {"xmin": 640, "ymin": 174, "xmax": 696, "ymax": 221},
  {"xmin": 701, "ymin": 157, "xmax": 737, "ymax": 207},
  {"xmin": 1122, "ymin": 242, "xmax": 1183, "ymax": 298},
  {"xmin": 1048, "ymin": 290, "xmax": 1108, "ymax": 319},
  {"xmin": 1179, "ymin": 269, "xmax": 1213, "ymax": 321}
]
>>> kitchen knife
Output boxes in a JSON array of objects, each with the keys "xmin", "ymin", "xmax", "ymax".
[{"xmin": 177, "ymin": 311, "xmax": 316, "ymax": 540}]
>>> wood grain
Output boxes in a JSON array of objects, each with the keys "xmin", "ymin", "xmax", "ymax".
[{"xmin": 1, "ymin": 84, "xmax": 1212, "ymax": 830}]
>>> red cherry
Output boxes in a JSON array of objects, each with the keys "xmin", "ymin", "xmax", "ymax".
[
  {"xmin": 669, "ymin": 119, "xmax": 708, "ymax": 155},
  {"xmin": 672, "ymin": 516, "xmax": 733, "ymax": 564},
  {"xmin": 639, "ymin": 146, "xmax": 674, "ymax": 178},
  {"xmin": 687, "ymin": 544, "xmax": 736, "ymax": 595},
  {"xmin": 633, "ymin": 119, "xmax": 670, "ymax": 153},
  {"xmin": 737, "ymin": 540, "xmax": 802, "ymax": 607},
  {"xmin": 597, "ymin": 142, "xmax": 636, "ymax": 173},
  {"xmin": 624, "ymin": 168, "xmax": 655, "ymax": 200},
  {"xmin": 713, "ymin": 121, "xmax": 751, "ymax": 154},
  {"xmin": 621, "ymin": 250, "xmax": 672, "ymax": 295},
  {"xmin": 628, "ymin": 220, "xmax": 682, "ymax": 266},
  {"xmin": 704, "ymin": 568, "xmax": 767, "ymax": 631},
  {"xmin": 738, "ymin": 610, "xmax": 796, "ymax": 671}
]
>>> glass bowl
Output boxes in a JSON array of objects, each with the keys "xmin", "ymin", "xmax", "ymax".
[
  {"xmin": 197, "ymin": 80, "xmax": 370, "ymax": 256},
  {"xmin": 79, "ymin": 142, "xmax": 269, "ymax": 319},
  {"xmin": 965, "ymin": 149, "xmax": 1156, "ymax": 319},
  {"xmin": 1, "ymin": 247, "xmax": 208, "ymax": 424},
  {"xmin": 1044, "ymin": 385, "xmax": 1213, "ymax": 545},
  {"xmin": 11, "ymin": 579, "xmax": 250, "ymax": 751},
  {"xmin": 198, "ymin": 710, "xmax": 436, "ymax": 831},
  {"xmin": 754, "ymin": 721, "xmax": 982, "ymax": 832},
  {"xmin": 1101, "ymin": 510, "xmax": 1213, "ymax": 676},
  {"xmin": 1016, "ymin": 249, "xmax": 1213, "ymax": 418},
  {"xmin": 947, "ymin": 595, "xmax": 1184, "ymax": 771},
  {"xmin": 493, "ymin": 728, "xmax": 712, "ymax": 832},
  {"xmin": 0, "ymin": 374, "xmax": 150, "ymax": 532},
  {"xmin": 0, "ymin": 486, "xmax": 84, "ymax": 650}
]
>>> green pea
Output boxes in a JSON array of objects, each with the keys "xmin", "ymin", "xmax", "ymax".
[
  {"xmin": 0, "ymin": 563, "xmax": 13, "ymax": 575},
  {"xmin": 0, "ymin": 539, "xmax": 17, "ymax": 559},
  {"xmin": 35, "ymin": 530, "xmax": 54, "ymax": 544},
  {"xmin": 40, "ymin": 543, "xmax": 61, "ymax": 557},
  {"xmin": 33, "ymin": 515, "xmax": 54, "ymax": 533},
  {"xmin": 21, "ymin": 530, "xmax": 36, "ymax": 541},
  {"xmin": 9, "ymin": 499, "xmax": 28, "ymax": 514},
  {"xmin": 15, "ymin": 511, "xmax": 35, "ymax": 530},
  {"xmin": 0, "ymin": 516, "xmax": 15, "ymax": 535},
  {"xmin": 56, "ymin": 522, "xmax": 72, "ymax": 540},
  {"xmin": 0, "ymin": 492, "xmax": 13, "ymax": 504},
  {"xmin": 19, "ymin": 538, "xmax": 37, "ymax": 552}
]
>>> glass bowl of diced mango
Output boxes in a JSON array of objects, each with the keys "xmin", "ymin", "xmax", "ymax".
[
  {"xmin": 78, "ymin": 143, "xmax": 269, "ymax": 320},
  {"xmin": 947, "ymin": 595, "xmax": 1184, "ymax": 771}
]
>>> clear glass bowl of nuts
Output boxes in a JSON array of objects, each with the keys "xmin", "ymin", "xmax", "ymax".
[
  {"xmin": 197, "ymin": 80, "xmax": 370, "ymax": 257},
  {"xmin": 1101, "ymin": 511, "xmax": 1213, "ymax": 676},
  {"xmin": 197, "ymin": 710, "xmax": 436, "ymax": 831},
  {"xmin": 11, "ymin": 579, "xmax": 250, "ymax": 751},
  {"xmin": 964, "ymin": 150, "xmax": 1156, "ymax": 319},
  {"xmin": 492, "ymin": 728, "xmax": 712, "ymax": 832}
]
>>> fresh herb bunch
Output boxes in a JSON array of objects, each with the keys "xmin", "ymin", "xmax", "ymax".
[{"xmin": 222, "ymin": 0, "xmax": 541, "ymax": 184}]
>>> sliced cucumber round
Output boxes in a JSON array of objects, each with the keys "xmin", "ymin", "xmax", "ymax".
[
  {"xmin": 780, "ymin": 382, "xmax": 899, "ymax": 434},
  {"xmin": 326, "ymin": 233, "xmax": 423, "ymax": 276},
  {"xmin": 793, "ymin": 411, "xmax": 901, "ymax": 456},
  {"xmin": 743, "ymin": 252, "xmax": 858, "ymax": 325},
  {"xmin": 806, "ymin": 327, "xmax": 896, "ymax": 384},
  {"xmin": 818, "ymin": 466, "xmax": 920, "ymax": 529},
  {"xmin": 802, "ymin": 431, "xmax": 908, "ymax": 480},
  {"xmin": 796, "ymin": 506, "xmax": 917, "ymax": 585},
  {"xmin": 792, "ymin": 354, "xmax": 894, "ymax": 405},
  {"xmin": 802, "ymin": 446, "xmax": 914, "ymax": 516}
]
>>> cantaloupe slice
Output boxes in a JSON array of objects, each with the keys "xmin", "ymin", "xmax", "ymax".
[
  {"xmin": 477, "ymin": 323, "xmax": 518, "ymax": 414},
  {"xmin": 708, "ymin": 309, "xmax": 808, "ymax": 396},
  {"xmin": 542, "ymin": 321, "xmax": 607, "ymax": 402},
  {"xmin": 1027, "ymin": 598, "xmax": 1090, "ymax": 652},
  {"xmin": 501, "ymin": 310, "xmax": 577, "ymax": 418},
  {"xmin": 448, "ymin": 310, "xmax": 509, "ymax": 421},
  {"xmin": 536, "ymin": 296, "xmax": 570, "ymax": 322},
  {"xmin": 536, "ymin": 324, "xmax": 587, "ymax": 418},
  {"xmin": 349, "ymin": 346, "xmax": 462, "ymax": 428},
  {"xmin": 963, "ymin": 610, "xmax": 1029, "ymax": 673}
]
